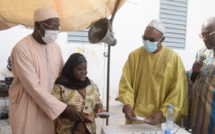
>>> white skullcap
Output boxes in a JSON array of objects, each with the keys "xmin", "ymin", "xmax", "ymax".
[
  {"xmin": 33, "ymin": 7, "xmax": 59, "ymax": 22},
  {"xmin": 147, "ymin": 20, "xmax": 165, "ymax": 34}
]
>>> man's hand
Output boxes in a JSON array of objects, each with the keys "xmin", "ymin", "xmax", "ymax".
[
  {"xmin": 191, "ymin": 61, "xmax": 204, "ymax": 82},
  {"xmin": 79, "ymin": 112, "xmax": 94, "ymax": 123},
  {"xmin": 60, "ymin": 105, "xmax": 84, "ymax": 122},
  {"xmin": 144, "ymin": 111, "xmax": 163, "ymax": 125},
  {"xmin": 192, "ymin": 61, "xmax": 204, "ymax": 73},
  {"xmin": 123, "ymin": 104, "xmax": 137, "ymax": 122}
]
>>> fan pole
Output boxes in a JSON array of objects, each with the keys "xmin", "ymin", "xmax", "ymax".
[
  {"xmin": 106, "ymin": 44, "xmax": 111, "ymax": 125},
  {"xmin": 105, "ymin": 0, "xmax": 120, "ymax": 126}
]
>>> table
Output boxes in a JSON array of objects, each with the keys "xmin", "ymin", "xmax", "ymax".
[
  {"xmin": 0, "ymin": 84, "xmax": 9, "ymax": 120},
  {"xmin": 0, "ymin": 83, "xmax": 9, "ymax": 97},
  {"xmin": 101, "ymin": 123, "xmax": 190, "ymax": 134},
  {"xmin": 0, "ymin": 90, "xmax": 9, "ymax": 97}
]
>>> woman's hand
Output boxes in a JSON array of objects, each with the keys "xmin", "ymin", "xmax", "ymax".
[
  {"xmin": 96, "ymin": 108, "xmax": 109, "ymax": 118},
  {"xmin": 95, "ymin": 103, "xmax": 109, "ymax": 118}
]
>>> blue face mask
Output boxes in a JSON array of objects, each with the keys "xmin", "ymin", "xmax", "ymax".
[{"xmin": 143, "ymin": 40, "xmax": 160, "ymax": 52}]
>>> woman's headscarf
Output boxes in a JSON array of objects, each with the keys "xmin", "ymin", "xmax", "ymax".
[{"xmin": 55, "ymin": 53, "xmax": 91, "ymax": 89}]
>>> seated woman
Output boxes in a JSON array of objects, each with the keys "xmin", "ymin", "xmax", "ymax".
[{"xmin": 52, "ymin": 53, "xmax": 108, "ymax": 134}]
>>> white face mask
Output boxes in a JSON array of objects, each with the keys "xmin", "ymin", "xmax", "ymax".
[
  {"xmin": 38, "ymin": 23, "xmax": 59, "ymax": 44},
  {"xmin": 41, "ymin": 30, "xmax": 59, "ymax": 44}
]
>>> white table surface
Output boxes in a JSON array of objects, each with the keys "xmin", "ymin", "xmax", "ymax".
[{"xmin": 101, "ymin": 123, "xmax": 190, "ymax": 134}]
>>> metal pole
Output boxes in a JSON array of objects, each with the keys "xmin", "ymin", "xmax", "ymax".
[
  {"xmin": 105, "ymin": 0, "xmax": 120, "ymax": 125},
  {"xmin": 106, "ymin": 44, "xmax": 111, "ymax": 125}
]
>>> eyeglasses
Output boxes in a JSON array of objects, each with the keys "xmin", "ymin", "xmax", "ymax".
[
  {"xmin": 142, "ymin": 35, "xmax": 162, "ymax": 42},
  {"xmin": 40, "ymin": 22, "xmax": 61, "ymax": 30},
  {"xmin": 199, "ymin": 31, "xmax": 215, "ymax": 39}
]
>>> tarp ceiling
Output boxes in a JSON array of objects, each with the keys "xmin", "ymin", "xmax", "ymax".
[{"xmin": 0, "ymin": 0, "xmax": 126, "ymax": 31}]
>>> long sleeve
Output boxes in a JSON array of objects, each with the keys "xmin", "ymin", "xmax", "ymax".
[
  {"xmin": 116, "ymin": 46, "xmax": 188, "ymax": 125},
  {"xmin": 159, "ymin": 53, "xmax": 188, "ymax": 122},
  {"xmin": 11, "ymin": 42, "xmax": 66, "ymax": 120},
  {"xmin": 116, "ymin": 53, "xmax": 137, "ymax": 108}
]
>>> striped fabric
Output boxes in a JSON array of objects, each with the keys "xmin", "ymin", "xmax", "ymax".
[{"xmin": 190, "ymin": 47, "xmax": 215, "ymax": 134}]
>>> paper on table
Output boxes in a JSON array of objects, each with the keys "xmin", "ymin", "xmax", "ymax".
[
  {"xmin": 95, "ymin": 112, "xmax": 116, "ymax": 116},
  {"xmin": 136, "ymin": 116, "xmax": 150, "ymax": 123}
]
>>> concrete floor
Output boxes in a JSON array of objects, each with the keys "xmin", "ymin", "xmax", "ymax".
[
  {"xmin": 0, "ymin": 119, "xmax": 11, "ymax": 134},
  {"xmin": 0, "ymin": 105, "xmax": 125, "ymax": 134}
]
